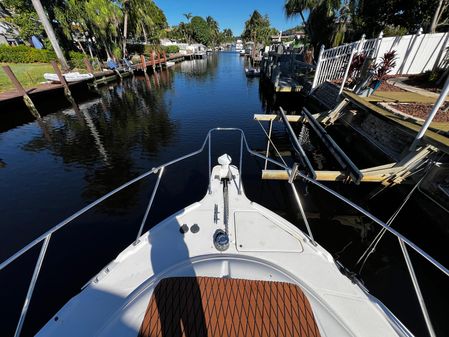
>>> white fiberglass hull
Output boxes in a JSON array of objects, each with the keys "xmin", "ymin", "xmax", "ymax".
[
  {"xmin": 36, "ymin": 160, "xmax": 411, "ymax": 337},
  {"xmin": 44, "ymin": 72, "xmax": 94, "ymax": 83}
]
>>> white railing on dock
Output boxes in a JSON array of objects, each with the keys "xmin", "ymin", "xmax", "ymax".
[
  {"xmin": 0, "ymin": 128, "xmax": 448, "ymax": 337},
  {"xmin": 312, "ymin": 30, "xmax": 449, "ymax": 89}
]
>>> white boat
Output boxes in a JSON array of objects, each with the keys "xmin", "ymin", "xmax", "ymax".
[
  {"xmin": 165, "ymin": 61, "xmax": 175, "ymax": 68},
  {"xmin": 235, "ymin": 39, "xmax": 244, "ymax": 52},
  {"xmin": 1, "ymin": 128, "xmax": 445, "ymax": 337},
  {"xmin": 245, "ymin": 67, "xmax": 260, "ymax": 77},
  {"xmin": 44, "ymin": 72, "xmax": 94, "ymax": 83}
]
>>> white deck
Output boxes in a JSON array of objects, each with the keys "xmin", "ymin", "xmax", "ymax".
[{"xmin": 36, "ymin": 161, "xmax": 411, "ymax": 337}]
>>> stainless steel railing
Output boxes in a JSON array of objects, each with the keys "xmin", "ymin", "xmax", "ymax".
[{"xmin": 1, "ymin": 128, "xmax": 448, "ymax": 337}]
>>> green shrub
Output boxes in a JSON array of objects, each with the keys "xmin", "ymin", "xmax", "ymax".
[
  {"xmin": 383, "ymin": 25, "xmax": 408, "ymax": 37},
  {"xmin": 163, "ymin": 45, "xmax": 179, "ymax": 54},
  {"xmin": 68, "ymin": 51, "xmax": 93, "ymax": 69},
  {"xmin": 68, "ymin": 51, "xmax": 85, "ymax": 60},
  {"xmin": 113, "ymin": 46, "xmax": 122, "ymax": 60},
  {"xmin": 0, "ymin": 45, "xmax": 57, "ymax": 63}
]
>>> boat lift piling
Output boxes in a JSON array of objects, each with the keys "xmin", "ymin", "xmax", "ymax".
[{"xmin": 2, "ymin": 65, "xmax": 41, "ymax": 119}]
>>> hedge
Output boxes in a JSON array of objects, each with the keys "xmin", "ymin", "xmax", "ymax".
[
  {"xmin": 164, "ymin": 45, "xmax": 179, "ymax": 54},
  {"xmin": 0, "ymin": 45, "xmax": 57, "ymax": 63}
]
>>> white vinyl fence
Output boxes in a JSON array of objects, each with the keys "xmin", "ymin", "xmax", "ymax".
[{"xmin": 312, "ymin": 29, "xmax": 449, "ymax": 89}]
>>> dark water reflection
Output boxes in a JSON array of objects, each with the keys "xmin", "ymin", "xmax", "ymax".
[{"xmin": 0, "ymin": 53, "xmax": 447, "ymax": 337}]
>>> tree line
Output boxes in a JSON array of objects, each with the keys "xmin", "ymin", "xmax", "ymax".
[
  {"xmin": 166, "ymin": 13, "xmax": 234, "ymax": 46},
  {"xmin": 285, "ymin": 0, "xmax": 449, "ymax": 51},
  {"xmin": 1, "ymin": 0, "xmax": 235, "ymax": 60},
  {"xmin": 2, "ymin": 0, "xmax": 169, "ymax": 59}
]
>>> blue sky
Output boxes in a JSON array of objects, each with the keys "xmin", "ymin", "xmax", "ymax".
[{"xmin": 154, "ymin": 0, "xmax": 303, "ymax": 36}]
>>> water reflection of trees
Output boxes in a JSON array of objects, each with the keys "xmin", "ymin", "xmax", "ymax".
[{"xmin": 21, "ymin": 74, "xmax": 178, "ymax": 212}]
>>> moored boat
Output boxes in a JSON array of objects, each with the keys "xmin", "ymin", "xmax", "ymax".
[
  {"xmin": 43, "ymin": 72, "xmax": 94, "ymax": 83},
  {"xmin": 235, "ymin": 39, "xmax": 244, "ymax": 52},
  {"xmin": 245, "ymin": 67, "xmax": 260, "ymax": 77},
  {"xmin": 1, "ymin": 128, "xmax": 446, "ymax": 337}
]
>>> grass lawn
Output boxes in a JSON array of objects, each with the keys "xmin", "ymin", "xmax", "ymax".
[{"xmin": 0, "ymin": 63, "xmax": 55, "ymax": 93}]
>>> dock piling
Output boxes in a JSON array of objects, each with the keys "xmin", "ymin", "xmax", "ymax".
[
  {"xmin": 2, "ymin": 65, "xmax": 41, "ymax": 119},
  {"xmin": 140, "ymin": 55, "xmax": 146, "ymax": 71},
  {"xmin": 157, "ymin": 52, "xmax": 162, "ymax": 69},
  {"xmin": 50, "ymin": 61, "xmax": 80, "ymax": 112},
  {"xmin": 150, "ymin": 51, "xmax": 155, "ymax": 71}
]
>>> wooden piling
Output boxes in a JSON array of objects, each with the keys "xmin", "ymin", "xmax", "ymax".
[
  {"xmin": 83, "ymin": 58, "xmax": 95, "ymax": 74},
  {"xmin": 150, "ymin": 51, "xmax": 155, "ymax": 71},
  {"xmin": 2, "ymin": 65, "xmax": 41, "ymax": 119},
  {"xmin": 140, "ymin": 55, "xmax": 146, "ymax": 71},
  {"xmin": 50, "ymin": 61, "xmax": 80, "ymax": 113}
]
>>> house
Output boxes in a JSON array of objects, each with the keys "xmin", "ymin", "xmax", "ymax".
[{"xmin": 0, "ymin": 6, "xmax": 21, "ymax": 45}]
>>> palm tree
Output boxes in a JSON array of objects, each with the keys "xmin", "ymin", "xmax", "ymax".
[
  {"xmin": 183, "ymin": 12, "xmax": 192, "ymax": 22},
  {"xmin": 284, "ymin": 0, "xmax": 318, "ymax": 27},
  {"xmin": 31, "ymin": 0, "xmax": 69, "ymax": 69},
  {"xmin": 206, "ymin": 16, "xmax": 219, "ymax": 45}
]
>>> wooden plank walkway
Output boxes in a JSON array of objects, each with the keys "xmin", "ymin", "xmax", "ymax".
[{"xmin": 343, "ymin": 90, "xmax": 449, "ymax": 152}]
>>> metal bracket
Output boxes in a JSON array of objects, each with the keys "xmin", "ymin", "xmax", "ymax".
[{"xmin": 288, "ymin": 163, "xmax": 299, "ymax": 183}]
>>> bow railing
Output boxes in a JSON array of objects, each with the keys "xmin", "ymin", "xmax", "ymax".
[{"xmin": 1, "ymin": 128, "xmax": 448, "ymax": 337}]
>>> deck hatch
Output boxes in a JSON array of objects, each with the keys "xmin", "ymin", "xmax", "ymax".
[{"xmin": 234, "ymin": 211, "xmax": 303, "ymax": 252}]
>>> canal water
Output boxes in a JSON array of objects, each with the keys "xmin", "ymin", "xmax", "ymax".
[{"xmin": 1, "ymin": 52, "xmax": 447, "ymax": 336}]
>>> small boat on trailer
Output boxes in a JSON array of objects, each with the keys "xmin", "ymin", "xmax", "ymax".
[
  {"xmin": 245, "ymin": 67, "xmax": 260, "ymax": 77},
  {"xmin": 43, "ymin": 72, "xmax": 94, "ymax": 83},
  {"xmin": 1, "ymin": 128, "xmax": 446, "ymax": 337}
]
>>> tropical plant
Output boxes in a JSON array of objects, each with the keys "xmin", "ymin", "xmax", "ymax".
[
  {"xmin": 348, "ymin": 52, "xmax": 367, "ymax": 79},
  {"xmin": 242, "ymin": 10, "xmax": 275, "ymax": 45},
  {"xmin": 183, "ymin": 12, "xmax": 192, "ymax": 22},
  {"xmin": 190, "ymin": 16, "xmax": 212, "ymax": 46},
  {"xmin": 284, "ymin": 0, "xmax": 318, "ymax": 30},
  {"xmin": 375, "ymin": 50, "xmax": 398, "ymax": 80},
  {"xmin": 206, "ymin": 16, "xmax": 220, "ymax": 45}
]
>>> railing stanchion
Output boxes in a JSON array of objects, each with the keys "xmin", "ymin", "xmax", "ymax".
[
  {"xmin": 14, "ymin": 234, "xmax": 52, "ymax": 337},
  {"xmin": 135, "ymin": 167, "xmax": 165, "ymax": 243},
  {"xmin": 288, "ymin": 164, "xmax": 316, "ymax": 245},
  {"xmin": 239, "ymin": 132, "xmax": 243, "ymax": 194},
  {"xmin": 208, "ymin": 133, "xmax": 212, "ymax": 194},
  {"xmin": 399, "ymin": 239, "xmax": 436, "ymax": 337}
]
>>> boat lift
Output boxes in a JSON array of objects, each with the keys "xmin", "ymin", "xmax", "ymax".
[{"xmin": 255, "ymin": 107, "xmax": 436, "ymax": 186}]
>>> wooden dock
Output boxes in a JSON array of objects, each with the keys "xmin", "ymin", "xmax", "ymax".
[
  {"xmin": 0, "ymin": 51, "xmax": 193, "ymax": 110},
  {"xmin": 260, "ymin": 51, "xmax": 311, "ymax": 93}
]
